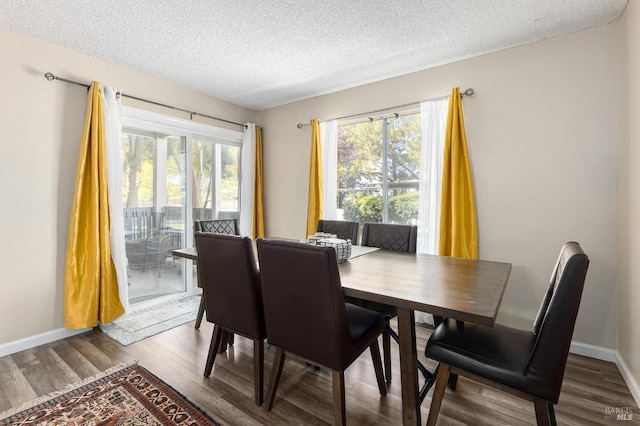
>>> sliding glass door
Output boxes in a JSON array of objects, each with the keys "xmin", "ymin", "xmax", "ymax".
[
  {"xmin": 122, "ymin": 129, "xmax": 186, "ymax": 305},
  {"xmin": 121, "ymin": 107, "xmax": 244, "ymax": 306},
  {"xmin": 192, "ymin": 139, "xmax": 240, "ymax": 221}
]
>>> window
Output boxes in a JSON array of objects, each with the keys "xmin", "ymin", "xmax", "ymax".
[
  {"xmin": 192, "ymin": 139, "xmax": 240, "ymax": 221},
  {"xmin": 121, "ymin": 107, "xmax": 243, "ymax": 305},
  {"xmin": 337, "ymin": 113, "xmax": 421, "ymax": 227}
]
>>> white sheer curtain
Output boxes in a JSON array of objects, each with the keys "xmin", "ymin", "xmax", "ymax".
[
  {"xmin": 103, "ymin": 86, "xmax": 128, "ymax": 311},
  {"xmin": 239, "ymin": 123, "xmax": 256, "ymax": 236},
  {"xmin": 417, "ymin": 96, "xmax": 449, "ymax": 255},
  {"xmin": 321, "ymin": 120, "xmax": 338, "ymax": 219},
  {"xmin": 417, "ymin": 96, "xmax": 449, "ymax": 325}
]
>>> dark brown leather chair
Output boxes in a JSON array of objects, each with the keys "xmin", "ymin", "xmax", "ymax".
[
  {"xmin": 193, "ymin": 218, "xmax": 240, "ymax": 329},
  {"xmin": 361, "ymin": 222, "xmax": 417, "ymax": 252},
  {"xmin": 356, "ymin": 222, "xmax": 418, "ymax": 382},
  {"xmin": 316, "ymin": 219, "xmax": 359, "ymax": 243},
  {"xmin": 256, "ymin": 239, "xmax": 387, "ymax": 425},
  {"xmin": 195, "ymin": 218, "xmax": 239, "ymax": 235},
  {"xmin": 195, "ymin": 232, "xmax": 266, "ymax": 405},
  {"xmin": 425, "ymin": 242, "xmax": 589, "ymax": 426}
]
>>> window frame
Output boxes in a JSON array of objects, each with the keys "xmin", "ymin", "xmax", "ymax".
[
  {"xmin": 336, "ymin": 109, "xmax": 421, "ymax": 226},
  {"xmin": 122, "ymin": 107, "xmax": 244, "ymax": 246}
]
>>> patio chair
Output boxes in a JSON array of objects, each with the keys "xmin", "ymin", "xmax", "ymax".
[{"xmin": 143, "ymin": 229, "xmax": 182, "ymax": 278}]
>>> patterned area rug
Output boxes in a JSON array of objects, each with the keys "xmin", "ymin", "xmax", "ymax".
[
  {"xmin": 99, "ymin": 295, "xmax": 201, "ymax": 346},
  {"xmin": 0, "ymin": 363, "xmax": 219, "ymax": 425}
]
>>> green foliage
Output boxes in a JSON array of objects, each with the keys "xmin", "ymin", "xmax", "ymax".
[
  {"xmin": 122, "ymin": 133, "xmax": 155, "ymax": 207},
  {"xmin": 343, "ymin": 192, "xmax": 418, "ymax": 225},
  {"xmin": 192, "ymin": 142, "xmax": 239, "ymax": 209},
  {"xmin": 343, "ymin": 194, "xmax": 383, "ymax": 223},
  {"xmin": 337, "ymin": 121, "xmax": 383, "ymax": 192},
  {"xmin": 388, "ymin": 192, "xmax": 419, "ymax": 224},
  {"xmin": 342, "ymin": 197, "xmax": 360, "ymax": 222}
]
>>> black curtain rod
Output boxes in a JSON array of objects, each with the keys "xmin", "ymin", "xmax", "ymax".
[
  {"xmin": 296, "ymin": 88, "xmax": 475, "ymax": 129},
  {"xmin": 44, "ymin": 72, "xmax": 247, "ymax": 129}
]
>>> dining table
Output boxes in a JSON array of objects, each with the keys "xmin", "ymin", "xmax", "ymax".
[
  {"xmin": 172, "ymin": 244, "xmax": 512, "ymax": 426},
  {"xmin": 338, "ymin": 249, "xmax": 511, "ymax": 425}
]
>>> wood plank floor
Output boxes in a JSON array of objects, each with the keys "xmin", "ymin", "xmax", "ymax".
[{"xmin": 1, "ymin": 321, "xmax": 638, "ymax": 425}]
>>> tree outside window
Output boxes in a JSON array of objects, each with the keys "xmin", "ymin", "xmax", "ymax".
[{"xmin": 338, "ymin": 114, "xmax": 421, "ymax": 227}]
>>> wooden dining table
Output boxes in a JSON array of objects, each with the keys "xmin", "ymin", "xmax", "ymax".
[
  {"xmin": 338, "ymin": 249, "xmax": 511, "ymax": 425},
  {"xmin": 173, "ymin": 244, "xmax": 512, "ymax": 426}
]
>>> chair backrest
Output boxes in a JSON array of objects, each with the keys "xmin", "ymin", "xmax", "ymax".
[
  {"xmin": 123, "ymin": 207, "xmax": 156, "ymax": 239},
  {"xmin": 526, "ymin": 241, "xmax": 589, "ymax": 402},
  {"xmin": 155, "ymin": 230, "xmax": 182, "ymax": 251},
  {"xmin": 316, "ymin": 220, "xmax": 359, "ymax": 243},
  {"xmin": 361, "ymin": 223, "xmax": 417, "ymax": 253},
  {"xmin": 194, "ymin": 218, "xmax": 239, "ymax": 235},
  {"xmin": 195, "ymin": 232, "xmax": 265, "ymax": 339},
  {"xmin": 256, "ymin": 238, "xmax": 352, "ymax": 370}
]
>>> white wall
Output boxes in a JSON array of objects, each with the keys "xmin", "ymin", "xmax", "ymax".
[
  {"xmin": 0, "ymin": 29, "xmax": 256, "ymax": 345},
  {"xmin": 618, "ymin": 0, "xmax": 640, "ymax": 399},
  {"xmin": 257, "ymin": 24, "xmax": 619, "ymax": 349}
]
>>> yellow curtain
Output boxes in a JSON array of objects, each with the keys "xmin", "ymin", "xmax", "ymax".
[
  {"xmin": 305, "ymin": 119, "xmax": 323, "ymax": 237},
  {"xmin": 64, "ymin": 82, "xmax": 124, "ymax": 329},
  {"xmin": 438, "ymin": 87, "xmax": 478, "ymax": 259},
  {"xmin": 253, "ymin": 125, "xmax": 265, "ymax": 238}
]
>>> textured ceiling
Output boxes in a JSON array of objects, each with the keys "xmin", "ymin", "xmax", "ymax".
[{"xmin": 0, "ymin": 0, "xmax": 628, "ymax": 110}]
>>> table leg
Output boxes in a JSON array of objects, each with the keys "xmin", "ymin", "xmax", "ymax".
[
  {"xmin": 217, "ymin": 331, "xmax": 230, "ymax": 354},
  {"xmin": 397, "ymin": 308, "xmax": 421, "ymax": 426}
]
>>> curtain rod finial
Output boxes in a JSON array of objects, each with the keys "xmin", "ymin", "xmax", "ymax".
[
  {"xmin": 462, "ymin": 88, "xmax": 475, "ymax": 97},
  {"xmin": 44, "ymin": 72, "xmax": 55, "ymax": 81}
]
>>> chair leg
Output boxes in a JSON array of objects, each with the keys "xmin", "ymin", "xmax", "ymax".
[
  {"xmin": 157, "ymin": 250, "xmax": 164, "ymax": 277},
  {"xmin": 204, "ymin": 325, "xmax": 224, "ymax": 377},
  {"xmin": 433, "ymin": 315, "xmax": 445, "ymax": 327},
  {"xmin": 253, "ymin": 338, "xmax": 264, "ymax": 406},
  {"xmin": 426, "ymin": 363, "xmax": 451, "ymax": 426},
  {"xmin": 548, "ymin": 402, "xmax": 557, "ymax": 426},
  {"xmin": 431, "ymin": 316, "xmax": 460, "ymax": 390},
  {"xmin": 382, "ymin": 327, "xmax": 392, "ymax": 382},
  {"xmin": 448, "ymin": 372, "xmax": 459, "ymax": 390},
  {"xmin": 228, "ymin": 333, "xmax": 235, "ymax": 346},
  {"xmin": 331, "ymin": 370, "xmax": 346, "ymax": 426},
  {"xmin": 265, "ymin": 348, "xmax": 286, "ymax": 411},
  {"xmin": 533, "ymin": 398, "xmax": 553, "ymax": 426},
  {"xmin": 195, "ymin": 294, "xmax": 206, "ymax": 329},
  {"xmin": 369, "ymin": 339, "xmax": 387, "ymax": 396}
]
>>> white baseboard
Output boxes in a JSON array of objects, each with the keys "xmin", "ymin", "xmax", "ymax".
[
  {"xmin": 570, "ymin": 340, "xmax": 618, "ymax": 362},
  {"xmin": 615, "ymin": 351, "xmax": 640, "ymax": 409},
  {"xmin": 0, "ymin": 327, "xmax": 91, "ymax": 358},
  {"xmin": 0, "ymin": 294, "xmax": 200, "ymax": 359},
  {"xmin": 570, "ymin": 340, "xmax": 640, "ymax": 408}
]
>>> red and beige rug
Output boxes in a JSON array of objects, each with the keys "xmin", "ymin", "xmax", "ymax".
[{"xmin": 0, "ymin": 363, "xmax": 218, "ymax": 425}]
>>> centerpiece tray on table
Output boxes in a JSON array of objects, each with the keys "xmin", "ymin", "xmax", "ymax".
[{"xmin": 307, "ymin": 233, "xmax": 352, "ymax": 262}]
